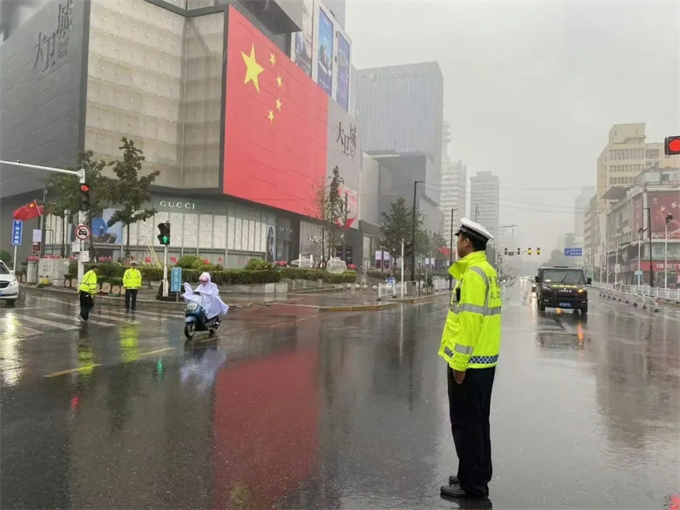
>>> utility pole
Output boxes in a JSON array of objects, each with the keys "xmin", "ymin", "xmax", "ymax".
[
  {"xmin": 410, "ymin": 180, "xmax": 423, "ymax": 282},
  {"xmin": 647, "ymin": 207, "xmax": 653, "ymax": 287},
  {"xmin": 665, "ymin": 213, "xmax": 673, "ymax": 289},
  {"xmin": 400, "ymin": 238, "xmax": 405, "ymax": 298}
]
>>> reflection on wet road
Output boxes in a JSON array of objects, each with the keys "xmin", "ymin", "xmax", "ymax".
[{"xmin": 1, "ymin": 285, "xmax": 678, "ymax": 509}]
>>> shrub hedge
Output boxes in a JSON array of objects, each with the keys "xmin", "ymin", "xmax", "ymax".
[{"xmin": 65, "ymin": 262, "xmax": 356, "ymax": 285}]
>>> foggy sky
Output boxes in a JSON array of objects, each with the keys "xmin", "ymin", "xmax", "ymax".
[{"xmin": 347, "ymin": 0, "xmax": 680, "ymax": 257}]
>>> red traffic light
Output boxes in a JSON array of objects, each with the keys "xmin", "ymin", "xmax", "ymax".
[
  {"xmin": 80, "ymin": 184, "xmax": 90, "ymax": 192},
  {"xmin": 665, "ymin": 136, "xmax": 680, "ymax": 155}
]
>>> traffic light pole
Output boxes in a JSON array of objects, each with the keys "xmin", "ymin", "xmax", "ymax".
[
  {"xmin": 0, "ymin": 160, "xmax": 86, "ymax": 282},
  {"xmin": 163, "ymin": 245, "xmax": 169, "ymax": 297},
  {"xmin": 411, "ymin": 180, "xmax": 422, "ymax": 282}
]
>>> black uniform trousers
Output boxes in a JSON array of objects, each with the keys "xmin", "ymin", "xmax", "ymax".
[
  {"xmin": 79, "ymin": 291, "xmax": 94, "ymax": 321},
  {"xmin": 447, "ymin": 365, "xmax": 496, "ymax": 497},
  {"xmin": 125, "ymin": 288, "xmax": 138, "ymax": 311}
]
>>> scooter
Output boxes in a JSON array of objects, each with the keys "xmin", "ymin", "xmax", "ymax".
[{"xmin": 184, "ymin": 293, "xmax": 221, "ymax": 340}]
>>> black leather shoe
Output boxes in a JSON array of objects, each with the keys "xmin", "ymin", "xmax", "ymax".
[
  {"xmin": 440, "ymin": 485, "xmax": 487, "ymax": 499},
  {"xmin": 449, "ymin": 475, "xmax": 459, "ymax": 485}
]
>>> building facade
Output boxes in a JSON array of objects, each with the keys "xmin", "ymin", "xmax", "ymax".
[
  {"xmin": 439, "ymin": 122, "xmax": 466, "ymax": 244},
  {"xmin": 0, "ymin": 0, "xmax": 366, "ymax": 267},
  {"xmin": 470, "ymin": 171, "xmax": 500, "ymax": 238}
]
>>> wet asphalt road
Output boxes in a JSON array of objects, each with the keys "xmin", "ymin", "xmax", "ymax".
[{"xmin": 1, "ymin": 283, "xmax": 679, "ymax": 509}]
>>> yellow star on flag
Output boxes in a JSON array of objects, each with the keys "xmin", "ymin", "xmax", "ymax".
[
  {"xmin": 268, "ymin": 110, "xmax": 275, "ymax": 124},
  {"xmin": 276, "ymin": 75, "xmax": 283, "ymax": 88},
  {"xmin": 241, "ymin": 44, "xmax": 264, "ymax": 93},
  {"xmin": 269, "ymin": 53, "xmax": 276, "ymax": 66},
  {"xmin": 275, "ymin": 98, "xmax": 282, "ymax": 111}
]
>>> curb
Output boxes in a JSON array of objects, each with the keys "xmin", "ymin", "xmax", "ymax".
[
  {"xmin": 318, "ymin": 302, "xmax": 398, "ymax": 312},
  {"xmin": 19, "ymin": 285, "xmax": 259, "ymax": 310}
]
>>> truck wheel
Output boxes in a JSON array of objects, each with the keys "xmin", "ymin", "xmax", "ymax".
[
  {"xmin": 581, "ymin": 307, "xmax": 588, "ymax": 315},
  {"xmin": 538, "ymin": 300, "xmax": 546, "ymax": 312},
  {"xmin": 5, "ymin": 300, "xmax": 16, "ymax": 307}
]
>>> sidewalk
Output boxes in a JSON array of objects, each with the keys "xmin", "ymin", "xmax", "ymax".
[{"xmin": 20, "ymin": 284, "xmax": 449, "ymax": 311}]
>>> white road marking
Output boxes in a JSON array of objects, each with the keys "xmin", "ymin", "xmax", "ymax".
[
  {"xmin": 11, "ymin": 314, "xmax": 78, "ymax": 331},
  {"xmin": 46, "ymin": 312, "xmax": 116, "ymax": 327}
]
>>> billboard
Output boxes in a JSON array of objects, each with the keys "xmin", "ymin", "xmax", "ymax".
[
  {"xmin": 223, "ymin": 6, "xmax": 328, "ymax": 217},
  {"xmin": 335, "ymin": 30, "xmax": 351, "ymax": 111},
  {"xmin": 633, "ymin": 193, "xmax": 680, "ymax": 239},
  {"xmin": 316, "ymin": 7, "xmax": 333, "ymax": 96},
  {"xmin": 291, "ymin": 0, "xmax": 314, "ymax": 76},
  {"xmin": 648, "ymin": 193, "xmax": 680, "ymax": 239}
]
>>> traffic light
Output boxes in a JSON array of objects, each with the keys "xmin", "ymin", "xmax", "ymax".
[
  {"xmin": 537, "ymin": 247, "xmax": 541, "ymax": 256},
  {"xmin": 517, "ymin": 247, "xmax": 521, "ymax": 255},
  {"xmin": 504, "ymin": 248, "xmax": 508, "ymax": 255},
  {"xmin": 664, "ymin": 136, "xmax": 680, "ymax": 155},
  {"xmin": 404, "ymin": 242, "xmax": 414, "ymax": 258},
  {"xmin": 528, "ymin": 248, "xmax": 532, "ymax": 255},
  {"xmin": 157, "ymin": 222, "xmax": 171, "ymax": 246},
  {"xmin": 78, "ymin": 184, "xmax": 90, "ymax": 212}
]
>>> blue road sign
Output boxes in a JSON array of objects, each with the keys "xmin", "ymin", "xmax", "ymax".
[
  {"xmin": 564, "ymin": 247, "xmax": 583, "ymax": 257},
  {"xmin": 170, "ymin": 267, "xmax": 182, "ymax": 292},
  {"xmin": 11, "ymin": 220, "xmax": 23, "ymax": 246}
]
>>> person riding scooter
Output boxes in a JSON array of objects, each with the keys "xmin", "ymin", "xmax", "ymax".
[{"xmin": 182, "ymin": 273, "xmax": 229, "ymax": 339}]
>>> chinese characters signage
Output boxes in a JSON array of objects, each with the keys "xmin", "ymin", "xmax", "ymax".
[
  {"xmin": 336, "ymin": 121, "xmax": 357, "ymax": 158},
  {"xmin": 33, "ymin": 0, "xmax": 74, "ymax": 72}
]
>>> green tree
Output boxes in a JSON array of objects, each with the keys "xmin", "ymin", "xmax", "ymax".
[
  {"xmin": 44, "ymin": 151, "xmax": 109, "ymax": 257},
  {"xmin": 380, "ymin": 197, "xmax": 428, "ymax": 258},
  {"xmin": 308, "ymin": 167, "xmax": 345, "ymax": 262},
  {"xmin": 107, "ymin": 138, "xmax": 160, "ymax": 255}
]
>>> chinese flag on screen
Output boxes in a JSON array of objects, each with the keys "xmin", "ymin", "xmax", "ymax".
[
  {"xmin": 223, "ymin": 6, "xmax": 328, "ymax": 217},
  {"xmin": 13, "ymin": 200, "xmax": 44, "ymax": 221}
]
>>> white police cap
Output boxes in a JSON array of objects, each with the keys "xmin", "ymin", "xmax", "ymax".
[{"xmin": 455, "ymin": 218, "xmax": 494, "ymax": 241}]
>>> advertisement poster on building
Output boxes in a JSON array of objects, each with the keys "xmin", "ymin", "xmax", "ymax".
[
  {"xmin": 649, "ymin": 193, "xmax": 680, "ymax": 238},
  {"xmin": 317, "ymin": 9, "xmax": 334, "ymax": 96},
  {"xmin": 292, "ymin": 0, "xmax": 314, "ymax": 76},
  {"xmin": 336, "ymin": 32, "xmax": 350, "ymax": 111},
  {"xmin": 90, "ymin": 209, "xmax": 123, "ymax": 244},
  {"xmin": 266, "ymin": 225, "xmax": 276, "ymax": 262}
]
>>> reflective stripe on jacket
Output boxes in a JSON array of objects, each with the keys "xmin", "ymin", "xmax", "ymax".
[
  {"xmin": 438, "ymin": 251, "xmax": 502, "ymax": 371},
  {"xmin": 79, "ymin": 270, "xmax": 98, "ymax": 294},
  {"xmin": 123, "ymin": 268, "xmax": 142, "ymax": 289}
]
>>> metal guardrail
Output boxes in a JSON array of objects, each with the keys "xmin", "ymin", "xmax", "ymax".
[{"xmin": 593, "ymin": 282, "xmax": 680, "ymax": 311}]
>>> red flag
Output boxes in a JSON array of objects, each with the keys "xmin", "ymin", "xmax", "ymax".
[
  {"xmin": 223, "ymin": 6, "xmax": 328, "ymax": 217},
  {"xmin": 13, "ymin": 200, "xmax": 44, "ymax": 221}
]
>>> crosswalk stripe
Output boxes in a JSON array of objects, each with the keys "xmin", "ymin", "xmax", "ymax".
[
  {"xmin": 11, "ymin": 314, "xmax": 79, "ymax": 331},
  {"xmin": 88, "ymin": 311, "xmax": 138, "ymax": 324},
  {"xmin": 104, "ymin": 309, "xmax": 167, "ymax": 319},
  {"xmin": 2, "ymin": 320, "xmax": 43, "ymax": 338},
  {"xmin": 45, "ymin": 312, "xmax": 116, "ymax": 327}
]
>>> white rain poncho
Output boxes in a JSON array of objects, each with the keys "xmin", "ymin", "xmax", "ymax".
[{"xmin": 182, "ymin": 272, "xmax": 229, "ymax": 320}]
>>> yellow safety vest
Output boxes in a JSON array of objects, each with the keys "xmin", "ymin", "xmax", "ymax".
[
  {"xmin": 438, "ymin": 251, "xmax": 502, "ymax": 371},
  {"xmin": 79, "ymin": 270, "xmax": 98, "ymax": 294},
  {"xmin": 123, "ymin": 268, "xmax": 142, "ymax": 289}
]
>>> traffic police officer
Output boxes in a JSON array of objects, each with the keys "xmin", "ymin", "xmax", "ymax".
[
  {"xmin": 78, "ymin": 264, "xmax": 99, "ymax": 322},
  {"xmin": 123, "ymin": 260, "xmax": 143, "ymax": 312},
  {"xmin": 439, "ymin": 218, "xmax": 502, "ymax": 500}
]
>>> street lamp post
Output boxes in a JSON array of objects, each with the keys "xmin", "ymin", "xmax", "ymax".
[
  {"xmin": 637, "ymin": 227, "xmax": 645, "ymax": 287},
  {"xmin": 410, "ymin": 180, "xmax": 423, "ymax": 282},
  {"xmin": 449, "ymin": 208, "xmax": 456, "ymax": 290},
  {"xmin": 665, "ymin": 213, "xmax": 674, "ymax": 289},
  {"xmin": 645, "ymin": 207, "xmax": 654, "ymax": 287}
]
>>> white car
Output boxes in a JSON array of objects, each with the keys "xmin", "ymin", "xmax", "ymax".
[{"xmin": 0, "ymin": 260, "xmax": 19, "ymax": 306}]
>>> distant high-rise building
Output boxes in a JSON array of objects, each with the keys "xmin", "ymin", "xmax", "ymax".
[
  {"xmin": 439, "ymin": 122, "xmax": 466, "ymax": 244},
  {"xmin": 355, "ymin": 62, "xmax": 444, "ymax": 233},
  {"xmin": 470, "ymin": 171, "xmax": 500, "ymax": 238},
  {"xmin": 575, "ymin": 187, "xmax": 595, "ymax": 241}
]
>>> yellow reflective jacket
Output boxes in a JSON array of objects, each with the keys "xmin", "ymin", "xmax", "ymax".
[
  {"xmin": 123, "ymin": 268, "xmax": 142, "ymax": 289},
  {"xmin": 79, "ymin": 270, "xmax": 98, "ymax": 294},
  {"xmin": 438, "ymin": 251, "xmax": 502, "ymax": 371}
]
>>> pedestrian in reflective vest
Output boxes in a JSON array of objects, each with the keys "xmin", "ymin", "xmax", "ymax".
[
  {"xmin": 78, "ymin": 265, "xmax": 99, "ymax": 322},
  {"xmin": 123, "ymin": 260, "xmax": 142, "ymax": 312},
  {"xmin": 439, "ymin": 218, "xmax": 502, "ymax": 500}
]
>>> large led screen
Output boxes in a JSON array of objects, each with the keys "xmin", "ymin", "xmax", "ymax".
[{"xmin": 223, "ymin": 6, "xmax": 328, "ymax": 216}]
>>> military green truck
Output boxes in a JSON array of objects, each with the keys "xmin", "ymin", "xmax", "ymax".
[{"xmin": 534, "ymin": 266, "xmax": 592, "ymax": 314}]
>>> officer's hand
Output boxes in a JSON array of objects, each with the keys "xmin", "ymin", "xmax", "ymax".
[{"xmin": 454, "ymin": 370, "xmax": 466, "ymax": 384}]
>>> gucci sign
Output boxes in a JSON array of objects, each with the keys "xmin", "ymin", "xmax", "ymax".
[{"xmin": 159, "ymin": 200, "xmax": 196, "ymax": 210}]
